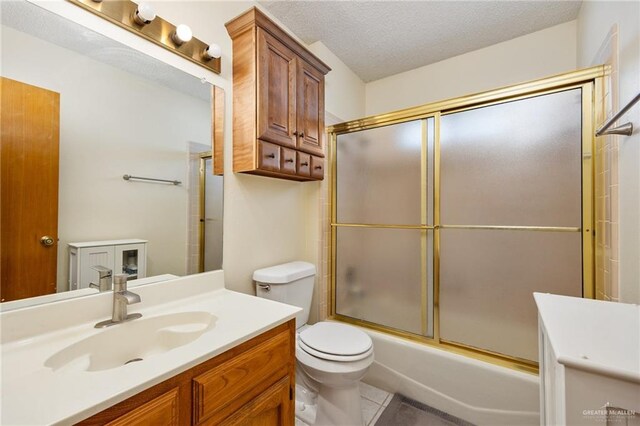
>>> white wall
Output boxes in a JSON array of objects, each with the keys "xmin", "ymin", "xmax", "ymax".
[
  {"xmin": 307, "ymin": 41, "xmax": 366, "ymax": 121},
  {"xmin": 365, "ymin": 21, "xmax": 577, "ymax": 115},
  {"xmin": 150, "ymin": 2, "xmax": 369, "ymax": 295},
  {"xmin": 1, "ymin": 25, "xmax": 210, "ymax": 291},
  {"xmin": 577, "ymin": 1, "xmax": 640, "ymax": 304}
]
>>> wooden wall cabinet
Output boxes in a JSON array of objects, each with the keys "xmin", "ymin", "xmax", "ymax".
[
  {"xmin": 77, "ymin": 321, "xmax": 295, "ymax": 426},
  {"xmin": 226, "ymin": 7, "xmax": 330, "ymax": 181}
]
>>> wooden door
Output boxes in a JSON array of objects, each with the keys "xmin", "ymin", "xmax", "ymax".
[
  {"xmin": 296, "ymin": 58, "xmax": 325, "ymax": 157},
  {"xmin": 1, "ymin": 77, "xmax": 60, "ymax": 302},
  {"xmin": 257, "ymin": 28, "xmax": 297, "ymax": 148},
  {"xmin": 218, "ymin": 377, "xmax": 292, "ymax": 426}
]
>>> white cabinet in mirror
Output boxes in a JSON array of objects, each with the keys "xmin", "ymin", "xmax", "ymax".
[{"xmin": 0, "ymin": 0, "xmax": 224, "ymax": 308}]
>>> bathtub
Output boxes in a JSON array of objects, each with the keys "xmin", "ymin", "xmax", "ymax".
[{"xmin": 360, "ymin": 327, "xmax": 540, "ymax": 425}]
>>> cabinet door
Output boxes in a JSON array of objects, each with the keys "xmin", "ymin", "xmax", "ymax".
[
  {"xmin": 257, "ymin": 28, "xmax": 297, "ymax": 148},
  {"xmin": 217, "ymin": 377, "xmax": 292, "ymax": 426},
  {"xmin": 78, "ymin": 245, "xmax": 114, "ymax": 289},
  {"xmin": 105, "ymin": 388, "xmax": 180, "ymax": 426},
  {"xmin": 115, "ymin": 243, "xmax": 146, "ymax": 280},
  {"xmin": 192, "ymin": 329, "xmax": 291, "ymax": 425},
  {"xmin": 296, "ymin": 58, "xmax": 325, "ymax": 157}
]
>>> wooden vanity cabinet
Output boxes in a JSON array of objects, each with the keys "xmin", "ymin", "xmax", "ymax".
[
  {"xmin": 226, "ymin": 7, "xmax": 330, "ymax": 181},
  {"xmin": 76, "ymin": 320, "xmax": 295, "ymax": 426}
]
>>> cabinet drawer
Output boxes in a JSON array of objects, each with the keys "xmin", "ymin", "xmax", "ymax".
[
  {"xmin": 257, "ymin": 140, "xmax": 281, "ymax": 172},
  {"xmin": 105, "ymin": 388, "xmax": 179, "ymax": 426},
  {"xmin": 310, "ymin": 156, "xmax": 324, "ymax": 180},
  {"xmin": 297, "ymin": 152, "xmax": 311, "ymax": 177},
  {"xmin": 193, "ymin": 329, "xmax": 291, "ymax": 424},
  {"xmin": 280, "ymin": 147, "xmax": 297, "ymax": 175}
]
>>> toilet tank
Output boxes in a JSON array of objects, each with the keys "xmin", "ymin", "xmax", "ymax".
[{"xmin": 253, "ymin": 261, "xmax": 316, "ymax": 329}]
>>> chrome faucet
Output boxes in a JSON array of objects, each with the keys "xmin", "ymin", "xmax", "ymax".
[
  {"xmin": 95, "ymin": 274, "xmax": 142, "ymax": 328},
  {"xmin": 89, "ymin": 265, "xmax": 112, "ymax": 292}
]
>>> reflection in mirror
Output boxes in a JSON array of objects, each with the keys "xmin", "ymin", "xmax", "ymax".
[{"xmin": 0, "ymin": 1, "xmax": 223, "ymax": 309}]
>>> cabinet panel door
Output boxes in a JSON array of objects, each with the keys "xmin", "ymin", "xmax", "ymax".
[
  {"xmin": 105, "ymin": 388, "xmax": 179, "ymax": 426},
  {"xmin": 296, "ymin": 58, "xmax": 324, "ymax": 157},
  {"xmin": 216, "ymin": 377, "xmax": 292, "ymax": 426},
  {"xmin": 114, "ymin": 243, "xmax": 146, "ymax": 280},
  {"xmin": 257, "ymin": 28, "xmax": 297, "ymax": 148},
  {"xmin": 192, "ymin": 330, "xmax": 291, "ymax": 424},
  {"xmin": 78, "ymin": 246, "xmax": 114, "ymax": 289}
]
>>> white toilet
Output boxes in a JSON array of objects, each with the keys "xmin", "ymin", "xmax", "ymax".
[{"xmin": 254, "ymin": 261, "xmax": 374, "ymax": 426}]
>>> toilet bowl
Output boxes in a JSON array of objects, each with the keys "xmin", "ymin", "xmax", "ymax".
[
  {"xmin": 254, "ymin": 262, "xmax": 374, "ymax": 426},
  {"xmin": 296, "ymin": 322, "xmax": 374, "ymax": 426}
]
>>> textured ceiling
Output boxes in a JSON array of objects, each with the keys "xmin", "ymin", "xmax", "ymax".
[
  {"xmin": 1, "ymin": 1, "xmax": 210, "ymax": 101},
  {"xmin": 259, "ymin": 1, "xmax": 582, "ymax": 82}
]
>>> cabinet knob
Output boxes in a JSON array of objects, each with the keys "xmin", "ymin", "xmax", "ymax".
[
  {"xmin": 299, "ymin": 132, "xmax": 305, "ymax": 138},
  {"xmin": 285, "ymin": 158, "xmax": 294, "ymax": 163},
  {"xmin": 266, "ymin": 153, "xmax": 275, "ymax": 159},
  {"xmin": 293, "ymin": 131, "xmax": 298, "ymax": 137},
  {"xmin": 314, "ymin": 166, "xmax": 322, "ymax": 170},
  {"xmin": 301, "ymin": 161, "xmax": 309, "ymax": 166}
]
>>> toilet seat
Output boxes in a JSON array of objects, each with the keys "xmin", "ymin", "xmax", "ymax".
[
  {"xmin": 298, "ymin": 340, "xmax": 373, "ymax": 362},
  {"xmin": 298, "ymin": 322, "xmax": 373, "ymax": 362}
]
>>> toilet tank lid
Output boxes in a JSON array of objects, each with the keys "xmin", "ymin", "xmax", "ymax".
[{"xmin": 253, "ymin": 261, "xmax": 316, "ymax": 284}]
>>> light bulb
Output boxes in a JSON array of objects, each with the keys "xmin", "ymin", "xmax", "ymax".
[
  {"xmin": 133, "ymin": 2, "xmax": 156, "ymax": 25},
  {"xmin": 203, "ymin": 43, "xmax": 221, "ymax": 60},
  {"xmin": 172, "ymin": 24, "xmax": 192, "ymax": 46}
]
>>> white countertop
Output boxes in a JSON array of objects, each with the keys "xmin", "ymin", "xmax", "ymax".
[
  {"xmin": 68, "ymin": 239, "xmax": 148, "ymax": 248},
  {"xmin": 534, "ymin": 293, "xmax": 640, "ymax": 384},
  {"xmin": 0, "ymin": 271, "xmax": 300, "ymax": 425}
]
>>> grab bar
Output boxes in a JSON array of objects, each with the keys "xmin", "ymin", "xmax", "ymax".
[
  {"xmin": 595, "ymin": 92, "xmax": 639, "ymax": 137},
  {"xmin": 123, "ymin": 174, "xmax": 182, "ymax": 185}
]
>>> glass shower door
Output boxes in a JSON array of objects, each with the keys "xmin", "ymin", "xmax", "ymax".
[
  {"xmin": 438, "ymin": 88, "xmax": 584, "ymax": 361},
  {"xmin": 331, "ymin": 83, "xmax": 591, "ymax": 368},
  {"xmin": 334, "ymin": 119, "xmax": 434, "ymax": 336},
  {"xmin": 200, "ymin": 157, "xmax": 223, "ymax": 272}
]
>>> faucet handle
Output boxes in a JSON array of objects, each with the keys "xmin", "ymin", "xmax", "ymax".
[
  {"xmin": 113, "ymin": 274, "xmax": 128, "ymax": 292},
  {"xmin": 91, "ymin": 265, "xmax": 112, "ymax": 275}
]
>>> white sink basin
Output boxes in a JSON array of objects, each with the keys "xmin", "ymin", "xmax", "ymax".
[{"xmin": 45, "ymin": 311, "xmax": 216, "ymax": 372}]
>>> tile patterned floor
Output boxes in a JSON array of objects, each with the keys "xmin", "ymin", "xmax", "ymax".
[
  {"xmin": 375, "ymin": 394, "xmax": 477, "ymax": 426},
  {"xmin": 295, "ymin": 382, "xmax": 393, "ymax": 426}
]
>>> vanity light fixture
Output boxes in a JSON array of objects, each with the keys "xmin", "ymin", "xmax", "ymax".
[
  {"xmin": 172, "ymin": 24, "xmax": 193, "ymax": 46},
  {"xmin": 203, "ymin": 43, "xmax": 222, "ymax": 60},
  {"xmin": 132, "ymin": 2, "xmax": 156, "ymax": 26},
  {"xmin": 68, "ymin": 0, "xmax": 220, "ymax": 74}
]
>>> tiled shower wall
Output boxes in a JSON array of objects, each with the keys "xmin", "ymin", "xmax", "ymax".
[{"xmin": 594, "ymin": 26, "xmax": 621, "ymax": 301}]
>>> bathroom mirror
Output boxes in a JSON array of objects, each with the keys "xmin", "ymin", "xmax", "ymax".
[{"xmin": 0, "ymin": 1, "xmax": 224, "ymax": 308}]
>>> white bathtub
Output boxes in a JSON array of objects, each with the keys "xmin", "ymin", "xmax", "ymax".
[{"xmin": 360, "ymin": 327, "xmax": 540, "ymax": 425}]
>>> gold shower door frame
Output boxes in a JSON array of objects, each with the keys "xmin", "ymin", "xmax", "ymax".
[{"xmin": 327, "ymin": 66, "xmax": 605, "ymax": 373}]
